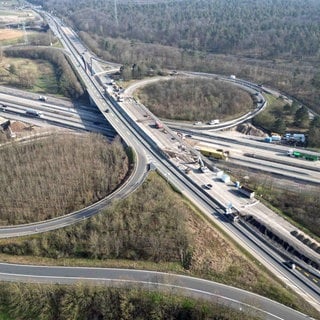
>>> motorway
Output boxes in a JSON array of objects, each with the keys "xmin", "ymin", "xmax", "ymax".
[
  {"xmin": 0, "ymin": 8, "xmax": 319, "ymax": 318},
  {"xmin": 118, "ymin": 77, "xmax": 320, "ymax": 272},
  {"xmin": 42, "ymin": 10, "xmax": 320, "ymax": 312},
  {"xmin": 123, "ymin": 77, "xmax": 320, "ymax": 186},
  {"xmin": 2, "ymin": 83, "xmax": 319, "ymax": 186},
  {"xmin": 187, "ymin": 131, "xmax": 320, "ymax": 185},
  {"xmin": 0, "ymin": 90, "xmax": 115, "ymax": 137}
]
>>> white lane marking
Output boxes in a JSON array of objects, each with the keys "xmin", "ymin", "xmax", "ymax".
[{"xmin": 0, "ymin": 272, "xmax": 286, "ymax": 320}]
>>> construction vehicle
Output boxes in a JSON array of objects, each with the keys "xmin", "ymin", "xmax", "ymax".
[
  {"xmin": 196, "ymin": 146, "xmax": 229, "ymax": 160},
  {"xmin": 208, "ymin": 119, "xmax": 220, "ymax": 125},
  {"xmin": 198, "ymin": 156, "xmax": 209, "ymax": 173},
  {"xmin": 117, "ymin": 95, "xmax": 124, "ymax": 102}
]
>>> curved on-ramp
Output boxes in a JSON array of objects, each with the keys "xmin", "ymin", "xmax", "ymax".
[
  {"xmin": 0, "ymin": 145, "xmax": 148, "ymax": 238},
  {"xmin": 0, "ymin": 263, "xmax": 313, "ymax": 320},
  {"xmin": 122, "ymin": 72, "xmax": 267, "ymax": 132}
]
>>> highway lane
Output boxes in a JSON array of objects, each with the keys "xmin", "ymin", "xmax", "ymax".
[
  {"xmin": 0, "ymin": 262, "xmax": 313, "ymax": 320},
  {"xmin": 0, "ymin": 108, "xmax": 113, "ymax": 137},
  {"xmin": 47, "ymin": 10, "xmax": 320, "ymax": 310},
  {"xmin": 0, "ymin": 101, "xmax": 115, "ymax": 137},
  {"xmin": 0, "ymin": 92, "xmax": 110, "ymax": 124},
  {"xmin": 4, "ymin": 8, "xmax": 316, "ymax": 315},
  {"xmin": 176, "ymin": 130, "xmax": 320, "ymax": 184},
  {"xmin": 176, "ymin": 127, "xmax": 320, "ymax": 159},
  {"xmin": 122, "ymin": 74, "xmax": 320, "ymax": 184},
  {"xmin": 192, "ymin": 139, "xmax": 320, "ymax": 185}
]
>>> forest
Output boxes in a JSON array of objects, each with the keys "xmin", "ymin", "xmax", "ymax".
[
  {"xmin": 137, "ymin": 78, "xmax": 253, "ymax": 121},
  {"xmin": 0, "ymin": 133, "xmax": 128, "ymax": 224},
  {"xmin": 32, "ymin": 0, "xmax": 320, "ymax": 58},
  {"xmin": 26, "ymin": 0, "xmax": 320, "ymax": 116}
]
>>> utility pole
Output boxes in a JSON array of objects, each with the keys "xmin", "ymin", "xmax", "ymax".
[{"xmin": 22, "ymin": 22, "xmax": 28, "ymax": 44}]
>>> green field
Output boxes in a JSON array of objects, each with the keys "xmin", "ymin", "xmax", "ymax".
[{"xmin": 0, "ymin": 56, "xmax": 59, "ymax": 93}]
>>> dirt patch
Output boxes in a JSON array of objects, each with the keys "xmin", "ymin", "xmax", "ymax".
[
  {"xmin": 10, "ymin": 121, "xmax": 31, "ymax": 132},
  {"xmin": 187, "ymin": 213, "xmax": 233, "ymax": 273},
  {"xmin": 0, "ymin": 29, "xmax": 23, "ymax": 41},
  {"xmin": 237, "ymin": 122, "xmax": 266, "ymax": 136}
]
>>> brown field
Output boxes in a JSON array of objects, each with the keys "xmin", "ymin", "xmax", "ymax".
[{"xmin": 0, "ymin": 29, "xmax": 23, "ymax": 41}]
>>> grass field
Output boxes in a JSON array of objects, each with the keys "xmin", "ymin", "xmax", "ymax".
[
  {"xmin": 0, "ymin": 29, "xmax": 26, "ymax": 45},
  {"xmin": 0, "ymin": 29, "xmax": 23, "ymax": 40},
  {"xmin": 0, "ymin": 56, "xmax": 59, "ymax": 93}
]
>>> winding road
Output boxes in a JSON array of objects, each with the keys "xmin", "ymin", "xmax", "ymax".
[
  {"xmin": 0, "ymin": 262, "xmax": 312, "ymax": 320},
  {"xmin": 0, "ymin": 7, "xmax": 318, "ymax": 319}
]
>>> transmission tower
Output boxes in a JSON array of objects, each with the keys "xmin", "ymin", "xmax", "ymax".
[{"xmin": 22, "ymin": 22, "xmax": 28, "ymax": 44}]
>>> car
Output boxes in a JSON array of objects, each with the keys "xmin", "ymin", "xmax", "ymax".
[
  {"xmin": 185, "ymin": 134, "xmax": 192, "ymax": 138},
  {"xmin": 284, "ymin": 260, "xmax": 296, "ymax": 270},
  {"xmin": 194, "ymin": 121, "xmax": 202, "ymax": 125},
  {"xmin": 38, "ymin": 95, "xmax": 47, "ymax": 102},
  {"xmin": 204, "ymin": 183, "xmax": 213, "ymax": 189}
]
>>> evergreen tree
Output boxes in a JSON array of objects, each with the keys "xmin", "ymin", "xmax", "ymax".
[
  {"xmin": 294, "ymin": 106, "xmax": 309, "ymax": 128},
  {"xmin": 273, "ymin": 118, "xmax": 286, "ymax": 134},
  {"xmin": 310, "ymin": 115, "xmax": 320, "ymax": 128}
]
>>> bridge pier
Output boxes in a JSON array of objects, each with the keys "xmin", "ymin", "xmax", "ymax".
[{"xmin": 89, "ymin": 94, "xmax": 96, "ymax": 107}]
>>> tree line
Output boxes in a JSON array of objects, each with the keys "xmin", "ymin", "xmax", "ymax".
[
  {"xmin": 0, "ymin": 282, "xmax": 260, "ymax": 320},
  {"xmin": 253, "ymin": 98, "xmax": 320, "ymax": 147}
]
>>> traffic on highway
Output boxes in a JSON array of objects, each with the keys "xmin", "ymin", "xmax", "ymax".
[{"xmin": 0, "ymin": 7, "xmax": 319, "ymax": 318}]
